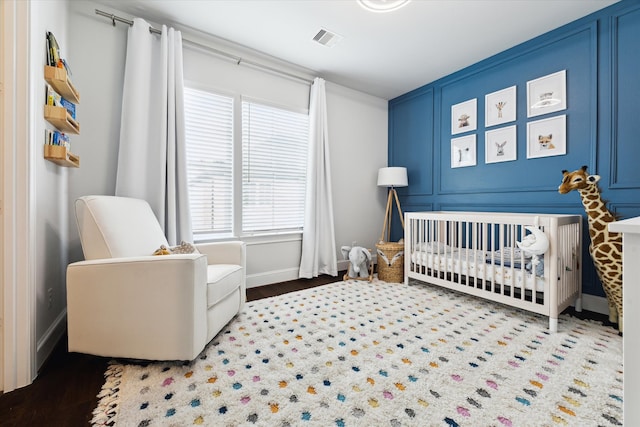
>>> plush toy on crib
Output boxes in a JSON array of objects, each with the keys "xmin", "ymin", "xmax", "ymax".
[
  {"xmin": 341, "ymin": 245, "xmax": 374, "ymax": 282},
  {"xmin": 516, "ymin": 226, "xmax": 549, "ymax": 275}
]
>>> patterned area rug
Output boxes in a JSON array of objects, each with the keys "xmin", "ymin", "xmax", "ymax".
[{"xmin": 92, "ymin": 279, "xmax": 623, "ymax": 426}]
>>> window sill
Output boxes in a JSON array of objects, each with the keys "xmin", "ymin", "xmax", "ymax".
[
  {"xmin": 195, "ymin": 230, "xmax": 303, "ymax": 245},
  {"xmin": 242, "ymin": 231, "xmax": 303, "ymax": 246}
]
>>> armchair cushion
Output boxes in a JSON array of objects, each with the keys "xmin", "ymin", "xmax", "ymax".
[
  {"xmin": 76, "ymin": 195, "xmax": 168, "ymax": 259},
  {"xmin": 207, "ymin": 264, "xmax": 244, "ymax": 307}
]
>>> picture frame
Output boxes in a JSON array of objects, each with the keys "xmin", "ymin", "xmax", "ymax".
[
  {"xmin": 526, "ymin": 70, "xmax": 566, "ymax": 118},
  {"xmin": 451, "ymin": 98, "xmax": 477, "ymax": 135},
  {"xmin": 526, "ymin": 115, "xmax": 566, "ymax": 159},
  {"xmin": 485, "ymin": 86, "xmax": 516, "ymax": 128},
  {"xmin": 451, "ymin": 134, "xmax": 476, "ymax": 168},
  {"xmin": 485, "ymin": 125, "xmax": 517, "ymax": 164}
]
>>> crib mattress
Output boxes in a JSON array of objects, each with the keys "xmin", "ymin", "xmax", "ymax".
[{"xmin": 410, "ymin": 249, "xmax": 545, "ymax": 292}]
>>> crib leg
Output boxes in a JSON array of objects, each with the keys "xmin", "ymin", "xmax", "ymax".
[
  {"xmin": 549, "ymin": 317, "xmax": 558, "ymax": 333},
  {"xmin": 574, "ymin": 296, "xmax": 583, "ymax": 313}
]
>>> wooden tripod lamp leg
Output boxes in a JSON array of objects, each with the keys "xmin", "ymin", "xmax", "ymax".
[
  {"xmin": 387, "ymin": 197, "xmax": 392, "ymax": 242},
  {"xmin": 379, "ymin": 189, "xmax": 394, "ymax": 243},
  {"xmin": 392, "ymin": 188, "xmax": 405, "ymax": 230}
]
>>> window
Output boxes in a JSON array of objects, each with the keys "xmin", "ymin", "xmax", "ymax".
[
  {"xmin": 184, "ymin": 87, "xmax": 233, "ymax": 237},
  {"xmin": 184, "ymin": 87, "xmax": 309, "ymax": 238},
  {"xmin": 242, "ymin": 101, "xmax": 309, "ymax": 233}
]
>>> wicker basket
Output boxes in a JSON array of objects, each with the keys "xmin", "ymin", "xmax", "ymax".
[{"xmin": 375, "ymin": 241, "xmax": 404, "ymax": 283}]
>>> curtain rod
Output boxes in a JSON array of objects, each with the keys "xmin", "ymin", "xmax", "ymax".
[{"xmin": 94, "ymin": 8, "xmax": 313, "ymax": 85}]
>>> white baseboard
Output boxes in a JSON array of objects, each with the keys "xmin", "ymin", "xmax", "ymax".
[
  {"xmin": 36, "ymin": 309, "xmax": 67, "ymax": 371},
  {"xmin": 579, "ymin": 293, "xmax": 609, "ymax": 315},
  {"xmin": 246, "ymin": 268, "xmax": 301, "ymax": 288},
  {"xmin": 247, "ymin": 256, "xmax": 376, "ymax": 289}
]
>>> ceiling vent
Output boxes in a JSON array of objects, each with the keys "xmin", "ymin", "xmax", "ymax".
[{"xmin": 313, "ymin": 28, "xmax": 343, "ymax": 47}]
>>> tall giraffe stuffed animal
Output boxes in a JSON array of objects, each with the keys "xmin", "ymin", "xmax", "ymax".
[{"xmin": 558, "ymin": 166, "xmax": 623, "ymax": 332}]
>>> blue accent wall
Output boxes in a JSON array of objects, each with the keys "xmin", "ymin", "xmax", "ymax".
[{"xmin": 388, "ymin": 0, "xmax": 640, "ymax": 298}]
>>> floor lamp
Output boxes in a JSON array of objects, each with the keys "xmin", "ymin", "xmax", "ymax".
[{"xmin": 378, "ymin": 167, "xmax": 408, "ymax": 243}]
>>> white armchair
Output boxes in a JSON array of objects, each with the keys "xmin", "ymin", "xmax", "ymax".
[{"xmin": 66, "ymin": 195, "xmax": 246, "ymax": 361}]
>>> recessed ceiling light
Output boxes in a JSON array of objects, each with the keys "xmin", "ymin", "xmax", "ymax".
[{"xmin": 357, "ymin": 0, "xmax": 410, "ymax": 13}]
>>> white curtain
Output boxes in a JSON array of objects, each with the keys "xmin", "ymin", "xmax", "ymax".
[
  {"xmin": 115, "ymin": 18, "xmax": 191, "ymax": 245},
  {"xmin": 299, "ymin": 78, "xmax": 338, "ymax": 278}
]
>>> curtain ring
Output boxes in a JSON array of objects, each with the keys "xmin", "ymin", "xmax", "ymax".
[{"xmin": 111, "ymin": 14, "xmax": 116, "ymax": 27}]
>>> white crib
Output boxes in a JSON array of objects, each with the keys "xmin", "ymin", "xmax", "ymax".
[{"xmin": 404, "ymin": 211, "xmax": 582, "ymax": 332}]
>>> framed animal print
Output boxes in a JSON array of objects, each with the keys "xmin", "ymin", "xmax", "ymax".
[
  {"xmin": 485, "ymin": 125, "xmax": 517, "ymax": 164},
  {"xmin": 527, "ymin": 70, "xmax": 566, "ymax": 118},
  {"xmin": 451, "ymin": 134, "xmax": 476, "ymax": 168},
  {"xmin": 451, "ymin": 98, "xmax": 477, "ymax": 135},
  {"xmin": 526, "ymin": 115, "xmax": 566, "ymax": 159},
  {"xmin": 485, "ymin": 86, "xmax": 516, "ymax": 128}
]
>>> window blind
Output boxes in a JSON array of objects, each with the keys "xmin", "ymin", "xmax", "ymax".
[
  {"xmin": 242, "ymin": 101, "xmax": 309, "ymax": 233},
  {"xmin": 184, "ymin": 87, "xmax": 234, "ymax": 236}
]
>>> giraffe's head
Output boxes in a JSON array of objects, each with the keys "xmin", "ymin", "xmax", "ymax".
[{"xmin": 558, "ymin": 165, "xmax": 601, "ymax": 194}]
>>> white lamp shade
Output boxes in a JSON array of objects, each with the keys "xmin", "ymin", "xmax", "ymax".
[{"xmin": 377, "ymin": 167, "xmax": 408, "ymax": 187}]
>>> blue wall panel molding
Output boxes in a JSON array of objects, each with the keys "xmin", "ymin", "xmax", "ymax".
[
  {"xmin": 609, "ymin": 6, "xmax": 640, "ymax": 189},
  {"xmin": 389, "ymin": 88, "xmax": 434, "ymax": 197},
  {"xmin": 390, "ymin": 202, "xmax": 433, "ymax": 240},
  {"xmin": 388, "ymin": 0, "xmax": 640, "ymax": 298},
  {"xmin": 403, "ymin": 202, "xmax": 434, "ymax": 213},
  {"xmin": 610, "ymin": 203, "xmax": 640, "ymax": 219}
]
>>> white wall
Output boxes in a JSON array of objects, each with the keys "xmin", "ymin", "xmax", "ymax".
[
  {"xmin": 327, "ymin": 82, "xmax": 389, "ymax": 256},
  {"xmin": 67, "ymin": 1, "xmax": 127, "ymax": 263},
  {"xmin": 67, "ymin": 1, "xmax": 388, "ymax": 286},
  {"xmin": 32, "ymin": 0, "xmax": 71, "ymax": 369}
]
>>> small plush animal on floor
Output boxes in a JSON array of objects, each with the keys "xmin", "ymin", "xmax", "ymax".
[{"xmin": 341, "ymin": 245, "xmax": 373, "ymax": 281}]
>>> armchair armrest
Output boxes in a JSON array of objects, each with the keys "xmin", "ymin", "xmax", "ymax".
[
  {"xmin": 196, "ymin": 241, "xmax": 246, "ymax": 266},
  {"xmin": 66, "ymin": 254, "xmax": 208, "ymax": 360}
]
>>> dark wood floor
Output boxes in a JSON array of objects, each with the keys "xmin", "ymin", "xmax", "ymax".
[
  {"xmin": 0, "ymin": 274, "xmax": 342, "ymax": 427},
  {"xmin": 0, "ymin": 273, "xmax": 612, "ymax": 427}
]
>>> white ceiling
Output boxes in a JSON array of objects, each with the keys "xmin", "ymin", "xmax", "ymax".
[{"xmin": 93, "ymin": 0, "xmax": 619, "ymax": 100}]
